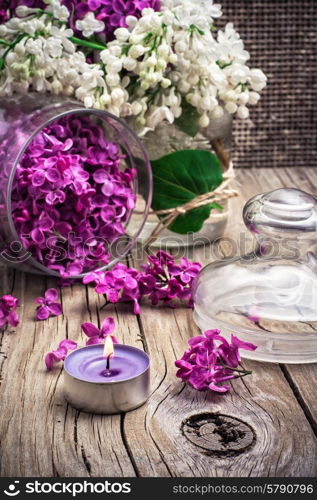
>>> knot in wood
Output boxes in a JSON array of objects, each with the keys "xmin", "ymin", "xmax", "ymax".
[{"xmin": 182, "ymin": 413, "xmax": 256, "ymax": 456}]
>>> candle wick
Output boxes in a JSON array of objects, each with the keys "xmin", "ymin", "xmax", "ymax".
[{"xmin": 105, "ymin": 354, "xmax": 111, "ymax": 375}]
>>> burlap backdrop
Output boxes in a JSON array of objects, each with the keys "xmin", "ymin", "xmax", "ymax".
[{"xmin": 220, "ymin": 0, "xmax": 316, "ymax": 168}]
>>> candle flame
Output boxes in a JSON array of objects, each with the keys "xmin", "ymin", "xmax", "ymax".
[{"xmin": 103, "ymin": 335, "xmax": 114, "ymax": 359}]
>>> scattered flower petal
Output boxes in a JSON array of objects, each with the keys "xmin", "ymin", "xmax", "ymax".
[
  {"xmin": 35, "ymin": 288, "xmax": 63, "ymax": 321},
  {"xmin": 45, "ymin": 338, "xmax": 77, "ymax": 371},
  {"xmin": 175, "ymin": 329, "xmax": 257, "ymax": 393},
  {"xmin": 81, "ymin": 317, "xmax": 119, "ymax": 345}
]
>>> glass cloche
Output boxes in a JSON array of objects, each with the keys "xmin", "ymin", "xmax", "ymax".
[{"xmin": 193, "ymin": 188, "xmax": 317, "ymax": 363}]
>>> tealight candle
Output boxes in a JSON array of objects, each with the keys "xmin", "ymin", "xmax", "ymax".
[{"xmin": 63, "ymin": 339, "xmax": 150, "ymax": 414}]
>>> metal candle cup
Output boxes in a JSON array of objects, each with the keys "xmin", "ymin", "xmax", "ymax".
[{"xmin": 63, "ymin": 344, "xmax": 150, "ymax": 414}]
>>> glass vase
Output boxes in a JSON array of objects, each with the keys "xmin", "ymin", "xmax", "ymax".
[
  {"xmin": 131, "ymin": 112, "xmax": 233, "ymax": 248},
  {"xmin": 0, "ymin": 94, "xmax": 152, "ymax": 277}
]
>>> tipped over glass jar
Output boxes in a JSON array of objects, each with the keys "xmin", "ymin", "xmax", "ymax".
[{"xmin": 0, "ymin": 95, "xmax": 152, "ymax": 278}]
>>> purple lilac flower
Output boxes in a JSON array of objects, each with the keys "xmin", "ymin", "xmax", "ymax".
[
  {"xmin": 0, "ymin": 8, "xmax": 9, "ymax": 23},
  {"xmin": 62, "ymin": 0, "xmax": 161, "ymax": 40},
  {"xmin": 83, "ymin": 251, "xmax": 202, "ymax": 314},
  {"xmin": 83, "ymin": 262, "xmax": 142, "ymax": 314},
  {"xmin": 81, "ymin": 317, "xmax": 119, "ymax": 345},
  {"xmin": 175, "ymin": 330, "xmax": 257, "ymax": 393},
  {"xmin": 140, "ymin": 251, "xmax": 202, "ymax": 308},
  {"xmin": 45, "ymin": 339, "xmax": 77, "ymax": 371},
  {"xmin": 35, "ymin": 288, "xmax": 63, "ymax": 321},
  {"xmin": 0, "ymin": 294, "xmax": 19, "ymax": 328},
  {"xmin": 11, "ymin": 114, "xmax": 136, "ymax": 277}
]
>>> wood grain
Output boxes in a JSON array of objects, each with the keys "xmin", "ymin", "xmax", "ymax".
[
  {"xmin": 0, "ymin": 168, "xmax": 317, "ymax": 477},
  {"xmin": 123, "ymin": 279, "xmax": 317, "ymax": 477},
  {"xmin": 0, "ymin": 273, "xmax": 139, "ymax": 477}
]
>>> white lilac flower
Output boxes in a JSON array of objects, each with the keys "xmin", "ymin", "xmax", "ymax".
[
  {"xmin": 249, "ymin": 68, "xmax": 267, "ymax": 91},
  {"xmin": 44, "ymin": 37, "xmax": 64, "ymax": 58},
  {"xmin": 24, "ymin": 38, "xmax": 43, "ymax": 55},
  {"xmin": 81, "ymin": 66, "xmax": 105, "ymax": 90},
  {"xmin": 45, "ymin": 0, "xmax": 69, "ymax": 22},
  {"xmin": 14, "ymin": 39, "xmax": 27, "ymax": 56},
  {"xmin": 236, "ymin": 105, "xmax": 249, "ymax": 119},
  {"xmin": 248, "ymin": 91, "xmax": 261, "ymax": 105},
  {"xmin": 50, "ymin": 78, "xmax": 63, "ymax": 94},
  {"xmin": 216, "ymin": 23, "xmax": 250, "ymax": 65},
  {"xmin": 5, "ymin": 18, "xmax": 22, "ymax": 32},
  {"xmin": 162, "ymin": 0, "xmax": 222, "ymax": 29},
  {"xmin": 50, "ymin": 26, "xmax": 75, "ymax": 53},
  {"xmin": 146, "ymin": 105, "xmax": 174, "ymax": 129},
  {"xmin": 126, "ymin": 16, "xmax": 138, "ymax": 29},
  {"xmin": 114, "ymin": 28, "xmax": 131, "ymax": 43},
  {"xmin": 75, "ymin": 12, "xmax": 105, "ymax": 38},
  {"xmin": 32, "ymin": 68, "xmax": 47, "ymax": 92},
  {"xmin": 0, "ymin": 25, "xmax": 8, "ymax": 37},
  {"xmin": 15, "ymin": 6, "xmax": 39, "ymax": 18},
  {"xmin": 21, "ymin": 18, "xmax": 46, "ymax": 37}
]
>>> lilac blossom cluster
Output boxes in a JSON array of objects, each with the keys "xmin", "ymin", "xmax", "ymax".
[
  {"xmin": 0, "ymin": 1, "xmax": 266, "ymax": 127},
  {"xmin": 83, "ymin": 251, "xmax": 202, "ymax": 313},
  {"xmin": 11, "ymin": 114, "xmax": 136, "ymax": 277},
  {"xmin": 141, "ymin": 251, "xmax": 202, "ymax": 307},
  {"xmin": 0, "ymin": 294, "xmax": 19, "ymax": 329},
  {"xmin": 62, "ymin": 0, "xmax": 161, "ymax": 40},
  {"xmin": 83, "ymin": 263, "xmax": 143, "ymax": 314},
  {"xmin": 175, "ymin": 329, "xmax": 257, "ymax": 393}
]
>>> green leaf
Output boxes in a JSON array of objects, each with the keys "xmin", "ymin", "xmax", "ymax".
[
  {"xmin": 151, "ymin": 149, "xmax": 223, "ymax": 234},
  {"xmin": 174, "ymin": 99, "xmax": 200, "ymax": 138}
]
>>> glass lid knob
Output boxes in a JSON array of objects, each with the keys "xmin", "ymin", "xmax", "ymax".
[{"xmin": 243, "ymin": 188, "xmax": 317, "ymax": 238}]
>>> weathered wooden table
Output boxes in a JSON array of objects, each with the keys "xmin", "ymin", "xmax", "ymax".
[{"xmin": 1, "ymin": 167, "xmax": 317, "ymax": 477}]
